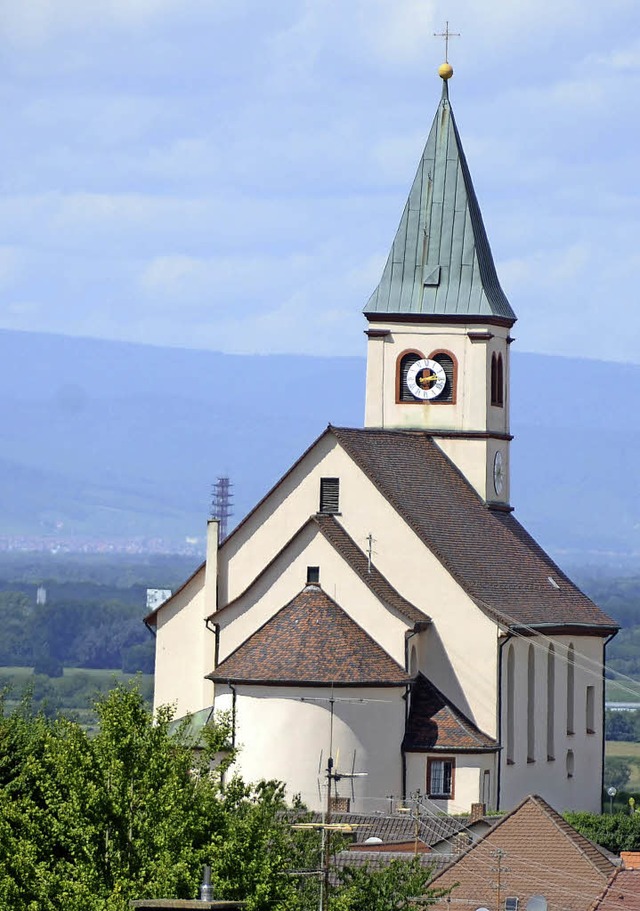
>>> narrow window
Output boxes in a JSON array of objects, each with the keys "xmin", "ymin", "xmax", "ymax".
[
  {"xmin": 586, "ymin": 685, "xmax": 595, "ymax": 734},
  {"xmin": 566, "ymin": 749, "xmax": 574, "ymax": 778},
  {"xmin": 491, "ymin": 353, "xmax": 504, "ymax": 406},
  {"xmin": 427, "ymin": 758, "xmax": 454, "ymax": 798},
  {"xmin": 527, "ymin": 644, "xmax": 535, "ymax": 762},
  {"xmin": 506, "ymin": 644, "xmax": 515, "ymax": 764},
  {"xmin": 306, "ymin": 566, "xmax": 320, "ymax": 585},
  {"xmin": 431, "ymin": 352, "xmax": 455, "ymax": 402},
  {"xmin": 547, "ymin": 645, "xmax": 555, "ymax": 761},
  {"xmin": 482, "ymin": 769, "xmax": 491, "ymax": 805},
  {"xmin": 566, "ymin": 643, "xmax": 575, "ymax": 735},
  {"xmin": 398, "ymin": 352, "xmax": 422, "ymax": 402},
  {"xmin": 319, "ymin": 478, "xmax": 339, "ymax": 514}
]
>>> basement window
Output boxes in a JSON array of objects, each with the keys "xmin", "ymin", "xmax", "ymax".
[
  {"xmin": 505, "ymin": 900, "xmax": 519, "ymax": 911},
  {"xmin": 306, "ymin": 566, "xmax": 320, "ymax": 585},
  {"xmin": 319, "ymin": 478, "xmax": 340, "ymax": 514}
]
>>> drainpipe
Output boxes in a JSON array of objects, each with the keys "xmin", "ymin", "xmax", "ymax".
[
  {"xmin": 143, "ymin": 619, "xmax": 156, "ymax": 638},
  {"xmin": 205, "ymin": 619, "xmax": 220, "ymax": 669},
  {"xmin": 602, "ymin": 630, "xmax": 618, "ymax": 811},
  {"xmin": 402, "ymin": 622, "xmax": 430, "ymax": 800},
  {"xmin": 228, "ymin": 681, "xmax": 237, "ymax": 748}
]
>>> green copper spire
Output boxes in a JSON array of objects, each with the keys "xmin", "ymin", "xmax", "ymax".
[{"xmin": 364, "ymin": 77, "xmax": 516, "ymax": 322}]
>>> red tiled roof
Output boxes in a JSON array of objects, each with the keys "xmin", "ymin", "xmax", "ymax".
[
  {"xmin": 208, "ymin": 585, "xmax": 411, "ymax": 686},
  {"xmin": 592, "ymin": 869, "xmax": 640, "ymax": 911},
  {"xmin": 403, "ymin": 673, "xmax": 497, "ymax": 752},
  {"xmin": 428, "ymin": 794, "xmax": 616, "ymax": 911},
  {"xmin": 331, "ymin": 427, "xmax": 617, "ymax": 632}
]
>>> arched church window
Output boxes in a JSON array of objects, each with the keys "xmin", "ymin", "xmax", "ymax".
[
  {"xmin": 567, "ymin": 643, "xmax": 575, "ymax": 735},
  {"xmin": 397, "ymin": 351, "xmax": 423, "ymax": 402},
  {"xmin": 506, "ymin": 644, "xmax": 515, "ymax": 764},
  {"xmin": 547, "ymin": 645, "xmax": 555, "ymax": 761},
  {"xmin": 491, "ymin": 353, "xmax": 504, "ymax": 406},
  {"xmin": 429, "ymin": 350, "xmax": 456, "ymax": 403},
  {"xmin": 527, "ymin": 644, "xmax": 535, "ymax": 762}
]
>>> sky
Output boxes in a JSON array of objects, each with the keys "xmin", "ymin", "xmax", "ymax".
[{"xmin": 0, "ymin": 0, "xmax": 639, "ymax": 363}]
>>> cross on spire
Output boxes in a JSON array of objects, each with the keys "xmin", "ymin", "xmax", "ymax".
[{"xmin": 433, "ymin": 21, "xmax": 460, "ymax": 63}]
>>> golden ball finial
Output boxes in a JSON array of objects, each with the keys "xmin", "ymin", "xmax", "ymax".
[{"xmin": 438, "ymin": 62, "xmax": 453, "ymax": 80}]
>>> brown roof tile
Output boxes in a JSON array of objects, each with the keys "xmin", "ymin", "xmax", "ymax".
[
  {"xmin": 428, "ymin": 794, "xmax": 616, "ymax": 911},
  {"xmin": 403, "ymin": 673, "xmax": 497, "ymax": 752},
  {"xmin": 592, "ymin": 870, "xmax": 640, "ymax": 911},
  {"xmin": 208, "ymin": 585, "xmax": 411, "ymax": 686},
  {"xmin": 331, "ymin": 427, "xmax": 617, "ymax": 632}
]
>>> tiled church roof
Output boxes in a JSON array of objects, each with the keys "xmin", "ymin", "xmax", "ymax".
[
  {"xmin": 208, "ymin": 585, "xmax": 411, "ymax": 687},
  {"xmin": 403, "ymin": 673, "xmax": 497, "ymax": 752},
  {"xmin": 332, "ymin": 426, "xmax": 617, "ymax": 632}
]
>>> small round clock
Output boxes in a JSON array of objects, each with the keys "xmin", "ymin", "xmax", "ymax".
[
  {"xmin": 406, "ymin": 359, "xmax": 447, "ymax": 400},
  {"xmin": 493, "ymin": 450, "xmax": 505, "ymax": 496}
]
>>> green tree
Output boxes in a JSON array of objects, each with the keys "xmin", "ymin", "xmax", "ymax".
[
  {"xmin": 0, "ymin": 685, "xmax": 304, "ymax": 911},
  {"xmin": 604, "ymin": 756, "xmax": 632, "ymax": 791},
  {"xmin": 332, "ymin": 856, "xmax": 451, "ymax": 911},
  {"xmin": 565, "ymin": 810, "xmax": 640, "ymax": 854}
]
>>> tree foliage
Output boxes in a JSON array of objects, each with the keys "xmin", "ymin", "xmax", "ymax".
[
  {"xmin": 333, "ymin": 856, "xmax": 450, "ymax": 911},
  {"xmin": 565, "ymin": 810, "xmax": 640, "ymax": 854},
  {"xmin": 604, "ymin": 757, "xmax": 632, "ymax": 791}
]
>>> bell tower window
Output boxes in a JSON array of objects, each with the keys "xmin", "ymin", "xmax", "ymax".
[
  {"xmin": 491, "ymin": 353, "xmax": 504, "ymax": 406},
  {"xmin": 430, "ymin": 351, "xmax": 456, "ymax": 403},
  {"xmin": 397, "ymin": 351, "xmax": 423, "ymax": 402}
]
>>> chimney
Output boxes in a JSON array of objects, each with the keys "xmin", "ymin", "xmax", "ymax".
[
  {"xmin": 621, "ymin": 852, "xmax": 640, "ymax": 870},
  {"xmin": 469, "ymin": 803, "xmax": 486, "ymax": 824}
]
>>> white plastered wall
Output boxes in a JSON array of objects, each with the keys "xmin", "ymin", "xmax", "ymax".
[
  {"xmin": 500, "ymin": 633, "xmax": 605, "ymax": 813},
  {"xmin": 405, "ymin": 751, "xmax": 497, "ymax": 815},
  {"xmin": 364, "ymin": 322, "xmax": 511, "ymax": 504},
  {"xmin": 217, "ymin": 434, "xmax": 498, "ymax": 739},
  {"xmin": 214, "ymin": 684, "xmax": 406, "ymax": 813},
  {"xmin": 215, "ymin": 522, "xmax": 411, "ymax": 666}
]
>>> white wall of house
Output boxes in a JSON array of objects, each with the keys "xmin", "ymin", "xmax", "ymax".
[
  {"xmin": 214, "ymin": 683, "xmax": 406, "ymax": 813},
  {"xmin": 214, "ymin": 523, "xmax": 412, "ymax": 667},
  {"xmin": 405, "ymin": 751, "xmax": 497, "ymax": 816},
  {"xmin": 500, "ymin": 633, "xmax": 605, "ymax": 812}
]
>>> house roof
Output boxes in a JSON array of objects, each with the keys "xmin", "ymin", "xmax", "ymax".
[
  {"xmin": 403, "ymin": 673, "xmax": 497, "ymax": 752},
  {"xmin": 208, "ymin": 513, "xmax": 427, "ymax": 627},
  {"xmin": 592, "ymin": 869, "xmax": 640, "ymax": 911},
  {"xmin": 300, "ymin": 810, "xmax": 468, "ymax": 848},
  {"xmin": 331, "ymin": 426, "xmax": 618, "ymax": 632},
  {"xmin": 427, "ymin": 794, "xmax": 617, "ymax": 911},
  {"xmin": 207, "ymin": 584, "xmax": 411, "ymax": 687},
  {"xmin": 364, "ymin": 79, "xmax": 515, "ymax": 323}
]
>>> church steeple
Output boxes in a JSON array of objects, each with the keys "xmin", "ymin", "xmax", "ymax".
[
  {"xmin": 365, "ymin": 74, "xmax": 515, "ymax": 322},
  {"xmin": 364, "ymin": 65, "xmax": 515, "ymax": 509}
]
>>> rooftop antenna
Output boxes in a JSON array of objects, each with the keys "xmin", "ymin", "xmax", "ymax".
[{"xmin": 210, "ymin": 476, "xmax": 233, "ymax": 540}]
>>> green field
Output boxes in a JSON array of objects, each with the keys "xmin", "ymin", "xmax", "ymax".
[
  {"xmin": 606, "ymin": 680, "xmax": 640, "ymax": 703},
  {"xmin": 0, "ymin": 666, "xmax": 154, "ymax": 731}
]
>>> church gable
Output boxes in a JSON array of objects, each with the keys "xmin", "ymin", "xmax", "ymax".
[{"xmin": 208, "ymin": 585, "xmax": 411, "ymax": 687}]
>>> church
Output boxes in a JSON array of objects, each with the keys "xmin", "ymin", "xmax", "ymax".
[{"xmin": 146, "ymin": 63, "xmax": 617, "ymax": 815}]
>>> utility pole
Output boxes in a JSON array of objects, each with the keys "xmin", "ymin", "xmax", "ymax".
[{"xmin": 490, "ymin": 848, "xmax": 509, "ymax": 911}]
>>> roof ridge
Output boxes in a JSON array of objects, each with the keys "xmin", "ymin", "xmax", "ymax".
[{"xmin": 311, "ymin": 514, "xmax": 427, "ymax": 625}]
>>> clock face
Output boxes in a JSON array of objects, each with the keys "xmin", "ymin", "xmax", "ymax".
[
  {"xmin": 493, "ymin": 450, "xmax": 505, "ymax": 496},
  {"xmin": 406, "ymin": 359, "xmax": 447, "ymax": 401}
]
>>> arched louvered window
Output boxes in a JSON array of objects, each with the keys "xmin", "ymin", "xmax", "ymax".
[
  {"xmin": 491, "ymin": 353, "xmax": 504, "ymax": 406},
  {"xmin": 397, "ymin": 351, "xmax": 423, "ymax": 402},
  {"xmin": 430, "ymin": 351, "xmax": 456, "ymax": 403}
]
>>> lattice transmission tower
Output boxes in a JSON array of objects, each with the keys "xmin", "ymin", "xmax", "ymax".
[{"xmin": 210, "ymin": 476, "xmax": 233, "ymax": 540}]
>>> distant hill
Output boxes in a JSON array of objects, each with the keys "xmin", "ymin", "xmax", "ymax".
[{"xmin": 0, "ymin": 328, "xmax": 638, "ymax": 566}]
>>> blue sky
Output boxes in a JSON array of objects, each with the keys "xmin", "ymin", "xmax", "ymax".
[{"xmin": 0, "ymin": 0, "xmax": 639, "ymax": 363}]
